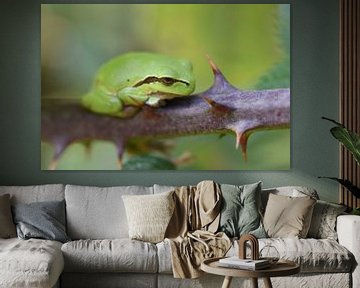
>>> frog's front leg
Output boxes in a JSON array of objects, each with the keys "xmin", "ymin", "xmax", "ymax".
[
  {"xmin": 82, "ymin": 90, "xmax": 139, "ymax": 118},
  {"xmin": 82, "ymin": 90, "xmax": 123, "ymax": 115}
]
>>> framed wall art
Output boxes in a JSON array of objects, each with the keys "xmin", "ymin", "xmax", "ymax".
[{"xmin": 41, "ymin": 4, "xmax": 290, "ymax": 170}]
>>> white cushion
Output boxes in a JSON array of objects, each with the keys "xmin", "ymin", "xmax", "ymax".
[
  {"xmin": 65, "ymin": 185, "xmax": 153, "ymax": 239},
  {"xmin": 122, "ymin": 191, "xmax": 175, "ymax": 243},
  {"xmin": 61, "ymin": 239, "xmax": 158, "ymax": 273},
  {"xmin": 0, "ymin": 238, "xmax": 63, "ymax": 288}
]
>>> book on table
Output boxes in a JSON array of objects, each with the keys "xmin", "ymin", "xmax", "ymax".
[{"xmin": 218, "ymin": 257, "xmax": 271, "ymax": 270}]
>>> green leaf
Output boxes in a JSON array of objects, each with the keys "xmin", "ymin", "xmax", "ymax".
[
  {"xmin": 318, "ymin": 177, "xmax": 360, "ymax": 198},
  {"xmin": 330, "ymin": 126, "xmax": 360, "ymax": 165},
  {"xmin": 351, "ymin": 208, "xmax": 360, "ymax": 215},
  {"xmin": 322, "ymin": 117, "xmax": 360, "ymax": 165}
]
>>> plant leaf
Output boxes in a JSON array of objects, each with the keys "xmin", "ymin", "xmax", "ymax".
[
  {"xmin": 322, "ymin": 117, "xmax": 360, "ymax": 165},
  {"xmin": 318, "ymin": 177, "xmax": 360, "ymax": 198},
  {"xmin": 330, "ymin": 127, "xmax": 360, "ymax": 165}
]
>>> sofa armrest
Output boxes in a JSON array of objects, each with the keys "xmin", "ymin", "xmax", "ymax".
[{"xmin": 337, "ymin": 215, "xmax": 360, "ymax": 288}]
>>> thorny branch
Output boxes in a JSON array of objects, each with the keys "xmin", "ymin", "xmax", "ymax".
[{"xmin": 41, "ymin": 61, "xmax": 290, "ymax": 169}]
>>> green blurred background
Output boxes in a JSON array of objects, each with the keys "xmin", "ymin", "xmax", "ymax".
[{"xmin": 41, "ymin": 4, "xmax": 290, "ymax": 170}]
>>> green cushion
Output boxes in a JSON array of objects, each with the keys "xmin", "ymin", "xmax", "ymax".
[{"xmin": 218, "ymin": 182, "xmax": 266, "ymax": 238}]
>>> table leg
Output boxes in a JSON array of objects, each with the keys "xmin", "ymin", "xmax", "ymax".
[
  {"xmin": 251, "ymin": 278, "xmax": 258, "ymax": 288},
  {"xmin": 263, "ymin": 277, "xmax": 273, "ymax": 288},
  {"xmin": 222, "ymin": 276, "xmax": 233, "ymax": 288}
]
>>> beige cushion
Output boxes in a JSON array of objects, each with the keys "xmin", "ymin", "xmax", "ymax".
[
  {"xmin": 65, "ymin": 185, "xmax": 153, "ymax": 239},
  {"xmin": 261, "ymin": 186, "xmax": 319, "ymax": 213},
  {"xmin": 0, "ymin": 238, "xmax": 63, "ymax": 288},
  {"xmin": 122, "ymin": 191, "xmax": 175, "ymax": 243},
  {"xmin": 0, "ymin": 194, "xmax": 16, "ymax": 238},
  {"xmin": 263, "ymin": 193, "xmax": 316, "ymax": 238},
  {"xmin": 61, "ymin": 239, "xmax": 158, "ymax": 273}
]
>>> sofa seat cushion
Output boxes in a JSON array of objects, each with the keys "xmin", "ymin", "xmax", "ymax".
[
  {"xmin": 230, "ymin": 238, "xmax": 354, "ymax": 273},
  {"xmin": 61, "ymin": 239, "xmax": 158, "ymax": 273},
  {"xmin": 0, "ymin": 238, "xmax": 64, "ymax": 288},
  {"xmin": 157, "ymin": 238, "xmax": 353, "ymax": 274}
]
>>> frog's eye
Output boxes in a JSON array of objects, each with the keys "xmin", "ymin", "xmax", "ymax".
[{"xmin": 160, "ymin": 77, "xmax": 177, "ymax": 86}]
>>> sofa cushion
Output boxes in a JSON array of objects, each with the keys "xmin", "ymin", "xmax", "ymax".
[
  {"xmin": 0, "ymin": 184, "xmax": 65, "ymax": 204},
  {"xmin": 261, "ymin": 186, "xmax": 319, "ymax": 213},
  {"xmin": 65, "ymin": 185, "xmax": 153, "ymax": 239},
  {"xmin": 122, "ymin": 191, "xmax": 175, "ymax": 243},
  {"xmin": 235, "ymin": 238, "xmax": 353, "ymax": 273},
  {"xmin": 0, "ymin": 194, "xmax": 16, "ymax": 238},
  {"xmin": 307, "ymin": 200, "xmax": 347, "ymax": 240},
  {"xmin": 263, "ymin": 194, "xmax": 316, "ymax": 238},
  {"xmin": 61, "ymin": 239, "xmax": 158, "ymax": 273},
  {"xmin": 218, "ymin": 182, "xmax": 266, "ymax": 238},
  {"xmin": 0, "ymin": 238, "xmax": 63, "ymax": 288},
  {"xmin": 158, "ymin": 237, "xmax": 353, "ymax": 274},
  {"xmin": 12, "ymin": 200, "xmax": 70, "ymax": 243}
]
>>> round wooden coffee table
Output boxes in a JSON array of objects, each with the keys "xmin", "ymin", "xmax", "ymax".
[{"xmin": 201, "ymin": 257, "xmax": 300, "ymax": 288}]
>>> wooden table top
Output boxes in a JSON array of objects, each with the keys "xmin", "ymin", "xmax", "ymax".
[{"xmin": 201, "ymin": 257, "xmax": 300, "ymax": 278}]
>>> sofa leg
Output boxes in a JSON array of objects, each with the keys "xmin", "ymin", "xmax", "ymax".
[{"xmin": 251, "ymin": 278, "xmax": 258, "ymax": 288}]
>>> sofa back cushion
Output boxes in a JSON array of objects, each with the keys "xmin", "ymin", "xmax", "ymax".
[
  {"xmin": 65, "ymin": 185, "xmax": 153, "ymax": 239},
  {"xmin": 0, "ymin": 194, "xmax": 17, "ymax": 238},
  {"xmin": 0, "ymin": 185, "xmax": 65, "ymax": 204}
]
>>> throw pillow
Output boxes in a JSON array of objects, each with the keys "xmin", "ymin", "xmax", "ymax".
[
  {"xmin": 307, "ymin": 200, "xmax": 347, "ymax": 240},
  {"xmin": 122, "ymin": 190, "xmax": 175, "ymax": 243},
  {"xmin": 0, "ymin": 194, "xmax": 16, "ymax": 238},
  {"xmin": 263, "ymin": 193, "xmax": 316, "ymax": 238},
  {"xmin": 218, "ymin": 182, "xmax": 267, "ymax": 238},
  {"xmin": 12, "ymin": 200, "xmax": 70, "ymax": 243}
]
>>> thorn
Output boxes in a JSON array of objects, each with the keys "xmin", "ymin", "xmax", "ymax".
[
  {"xmin": 236, "ymin": 132, "xmax": 249, "ymax": 161},
  {"xmin": 117, "ymin": 158, "xmax": 123, "ymax": 170},
  {"xmin": 47, "ymin": 138, "xmax": 70, "ymax": 170},
  {"xmin": 206, "ymin": 54, "xmax": 220, "ymax": 75},
  {"xmin": 83, "ymin": 140, "xmax": 92, "ymax": 157},
  {"xmin": 173, "ymin": 151, "xmax": 193, "ymax": 166},
  {"xmin": 48, "ymin": 158, "xmax": 59, "ymax": 170},
  {"xmin": 115, "ymin": 140, "xmax": 125, "ymax": 169},
  {"xmin": 200, "ymin": 95, "xmax": 232, "ymax": 113}
]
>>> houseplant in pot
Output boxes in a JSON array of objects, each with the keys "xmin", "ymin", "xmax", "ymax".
[{"xmin": 320, "ymin": 117, "xmax": 360, "ymax": 215}]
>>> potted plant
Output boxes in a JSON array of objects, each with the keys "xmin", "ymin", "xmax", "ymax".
[{"xmin": 320, "ymin": 117, "xmax": 360, "ymax": 215}]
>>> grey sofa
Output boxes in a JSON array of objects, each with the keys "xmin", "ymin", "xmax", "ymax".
[{"xmin": 0, "ymin": 184, "xmax": 359, "ymax": 288}]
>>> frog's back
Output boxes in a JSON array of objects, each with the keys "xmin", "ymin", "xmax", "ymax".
[{"xmin": 94, "ymin": 52, "xmax": 192, "ymax": 90}]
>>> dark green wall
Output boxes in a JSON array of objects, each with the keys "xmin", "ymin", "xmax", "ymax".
[{"xmin": 0, "ymin": 0, "xmax": 340, "ymax": 202}]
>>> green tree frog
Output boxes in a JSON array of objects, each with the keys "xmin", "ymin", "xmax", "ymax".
[{"xmin": 82, "ymin": 52, "xmax": 195, "ymax": 117}]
